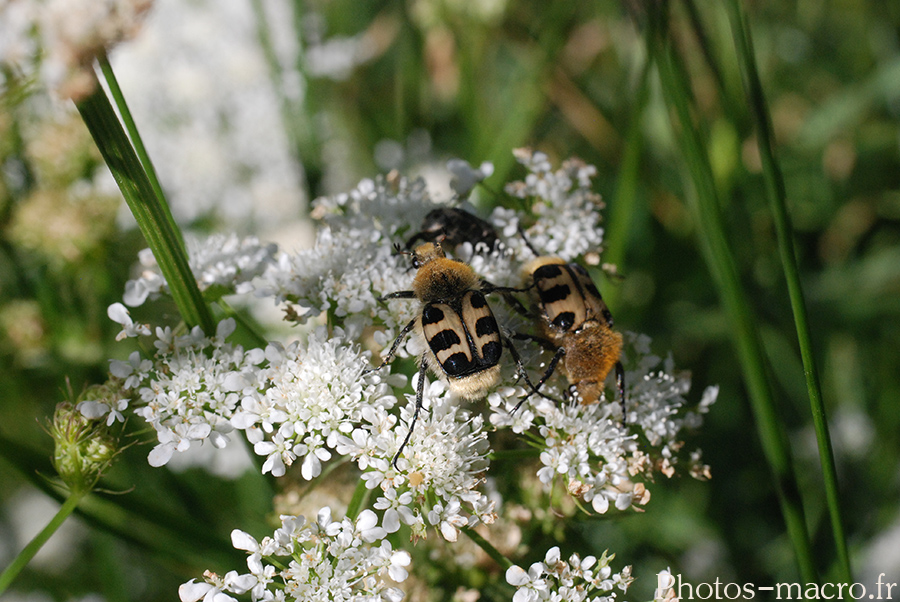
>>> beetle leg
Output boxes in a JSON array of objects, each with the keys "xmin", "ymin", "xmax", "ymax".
[
  {"xmin": 512, "ymin": 331, "xmax": 556, "ymax": 352},
  {"xmin": 364, "ymin": 317, "xmax": 417, "ymax": 375},
  {"xmin": 379, "ymin": 290, "xmax": 417, "ymax": 302},
  {"xmin": 510, "ymin": 344, "xmax": 566, "ymax": 414},
  {"xmin": 392, "ymin": 355, "xmax": 429, "ymax": 469},
  {"xmin": 615, "ymin": 361, "xmax": 627, "ymax": 423}
]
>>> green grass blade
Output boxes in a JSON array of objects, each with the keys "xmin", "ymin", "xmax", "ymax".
[
  {"xmin": 604, "ymin": 53, "xmax": 652, "ymax": 313},
  {"xmin": 98, "ymin": 54, "xmax": 183, "ymax": 250},
  {"xmin": 76, "ymin": 74, "xmax": 215, "ymax": 334},
  {"xmin": 651, "ymin": 23, "xmax": 819, "ymax": 585},
  {"xmin": 725, "ymin": 0, "xmax": 852, "ymax": 583}
]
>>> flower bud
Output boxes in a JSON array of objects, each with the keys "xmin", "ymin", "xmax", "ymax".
[{"xmin": 49, "ymin": 398, "xmax": 118, "ymax": 493}]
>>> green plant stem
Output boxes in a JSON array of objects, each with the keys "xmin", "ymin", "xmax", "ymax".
[
  {"xmin": 604, "ymin": 53, "xmax": 652, "ymax": 312},
  {"xmin": 0, "ymin": 434, "xmax": 239, "ymax": 569},
  {"xmin": 651, "ymin": 22, "xmax": 819, "ymax": 585},
  {"xmin": 76, "ymin": 74, "xmax": 215, "ymax": 334},
  {"xmin": 0, "ymin": 491, "xmax": 85, "ymax": 594},
  {"xmin": 98, "ymin": 54, "xmax": 183, "ymax": 249},
  {"xmin": 346, "ymin": 478, "xmax": 372, "ymax": 521},
  {"xmin": 680, "ymin": 0, "xmax": 743, "ymax": 126},
  {"xmin": 725, "ymin": 0, "xmax": 851, "ymax": 583},
  {"xmin": 461, "ymin": 527, "xmax": 513, "ymax": 570},
  {"xmin": 249, "ymin": 0, "xmax": 311, "ymax": 203}
]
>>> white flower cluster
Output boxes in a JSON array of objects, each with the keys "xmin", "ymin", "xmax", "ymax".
[
  {"xmin": 498, "ymin": 148, "xmax": 606, "ymax": 261},
  {"xmin": 0, "ymin": 0, "xmax": 153, "ymax": 99},
  {"xmin": 99, "ymin": 325, "xmax": 496, "ymax": 541},
  {"xmin": 180, "ymin": 507, "xmax": 411, "ymax": 602},
  {"xmin": 123, "ymin": 233, "xmax": 277, "ymax": 307},
  {"xmin": 341, "ymin": 377, "xmax": 496, "ymax": 542},
  {"xmin": 506, "ymin": 546, "xmax": 632, "ymax": 602},
  {"xmin": 93, "ymin": 318, "xmax": 393, "ymax": 476},
  {"xmin": 257, "ymin": 175, "xmax": 434, "ymax": 337},
  {"xmin": 490, "ymin": 332, "xmax": 717, "ymax": 514},
  {"xmin": 97, "ymin": 151, "xmax": 717, "ymax": 554}
]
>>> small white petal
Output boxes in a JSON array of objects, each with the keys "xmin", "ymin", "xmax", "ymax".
[
  {"xmin": 440, "ymin": 522, "xmax": 458, "ymax": 542},
  {"xmin": 78, "ymin": 401, "xmax": 109, "ymax": 419},
  {"xmin": 107, "ymin": 303, "xmax": 132, "ymax": 326},
  {"xmin": 223, "ymin": 373, "xmax": 245, "ymax": 391},
  {"xmin": 231, "ymin": 530, "xmax": 258, "ymax": 552},
  {"xmin": 216, "ymin": 318, "xmax": 237, "ymax": 340},
  {"xmin": 383, "ymin": 508, "xmax": 400, "ymax": 533},
  {"xmin": 506, "ymin": 565, "xmax": 530, "ymax": 586},
  {"xmin": 148, "ymin": 442, "xmax": 176, "ymax": 467},
  {"xmin": 179, "ymin": 580, "xmax": 212, "ymax": 602}
]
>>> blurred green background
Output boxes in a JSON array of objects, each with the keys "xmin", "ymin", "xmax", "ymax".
[{"xmin": 1, "ymin": 0, "xmax": 899, "ymax": 600}]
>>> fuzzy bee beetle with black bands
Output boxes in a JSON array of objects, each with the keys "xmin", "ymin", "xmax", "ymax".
[
  {"xmin": 523, "ymin": 257, "xmax": 624, "ymax": 403},
  {"xmin": 369, "ymin": 241, "xmax": 536, "ymax": 467},
  {"xmin": 510, "ymin": 230, "xmax": 626, "ymax": 416}
]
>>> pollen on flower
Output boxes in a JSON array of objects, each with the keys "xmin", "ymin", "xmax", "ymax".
[{"xmin": 408, "ymin": 472, "xmax": 425, "ymax": 488}]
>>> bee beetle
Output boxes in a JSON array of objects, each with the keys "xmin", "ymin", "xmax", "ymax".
[
  {"xmin": 370, "ymin": 241, "xmax": 532, "ymax": 466},
  {"xmin": 406, "ymin": 207, "xmax": 499, "ymax": 253},
  {"xmin": 515, "ymin": 255, "xmax": 626, "ymax": 415}
]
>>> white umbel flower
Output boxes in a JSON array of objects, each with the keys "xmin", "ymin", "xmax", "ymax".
[
  {"xmin": 184, "ymin": 508, "xmax": 411, "ymax": 602},
  {"xmin": 123, "ymin": 234, "xmax": 277, "ymax": 307},
  {"xmin": 506, "ymin": 546, "xmax": 632, "ymax": 602}
]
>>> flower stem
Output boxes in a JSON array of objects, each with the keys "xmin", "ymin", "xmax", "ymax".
[
  {"xmin": 724, "ymin": 0, "xmax": 851, "ymax": 583},
  {"xmin": 248, "ymin": 0, "xmax": 312, "ymax": 204},
  {"xmin": 216, "ymin": 299, "xmax": 270, "ymax": 349},
  {"xmin": 76, "ymin": 72, "xmax": 215, "ymax": 334},
  {"xmin": 649, "ymin": 12, "xmax": 819, "ymax": 585},
  {"xmin": 346, "ymin": 477, "xmax": 372, "ymax": 521},
  {"xmin": 0, "ymin": 491, "xmax": 85, "ymax": 594},
  {"xmin": 461, "ymin": 527, "xmax": 513, "ymax": 570}
]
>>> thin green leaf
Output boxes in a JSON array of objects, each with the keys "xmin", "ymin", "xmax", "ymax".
[
  {"xmin": 604, "ymin": 53, "xmax": 652, "ymax": 313},
  {"xmin": 75, "ymin": 73, "xmax": 215, "ymax": 334},
  {"xmin": 725, "ymin": 0, "xmax": 851, "ymax": 583},
  {"xmin": 650, "ymin": 14, "xmax": 819, "ymax": 584},
  {"xmin": 98, "ymin": 54, "xmax": 183, "ymax": 250}
]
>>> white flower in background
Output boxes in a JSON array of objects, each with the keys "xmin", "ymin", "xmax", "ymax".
[
  {"xmin": 183, "ymin": 508, "xmax": 410, "ymax": 602},
  {"xmin": 506, "ymin": 546, "xmax": 632, "ymax": 602},
  {"xmin": 123, "ymin": 234, "xmax": 277, "ymax": 307},
  {"xmin": 0, "ymin": 0, "xmax": 153, "ymax": 99},
  {"xmin": 109, "ymin": 0, "xmax": 306, "ymax": 227},
  {"xmin": 447, "ymin": 158, "xmax": 494, "ymax": 197}
]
